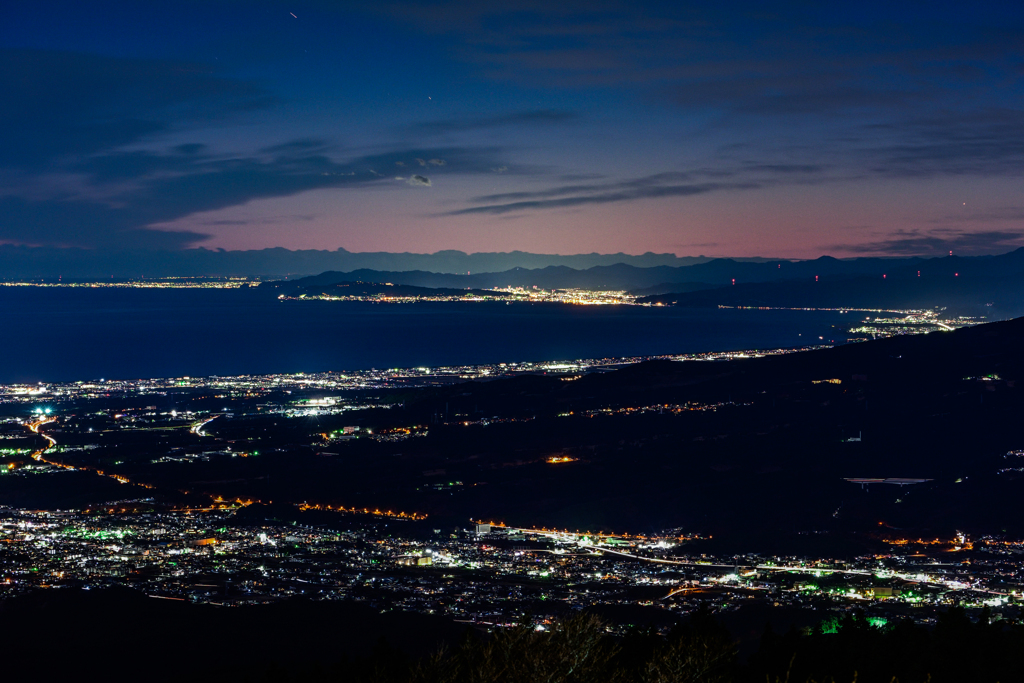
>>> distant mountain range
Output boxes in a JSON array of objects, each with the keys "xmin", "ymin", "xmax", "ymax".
[
  {"xmin": 6, "ymin": 244, "xmax": 1024, "ymax": 316},
  {"xmin": 271, "ymin": 249, "xmax": 1023, "ymax": 290},
  {"xmin": 636, "ymin": 249, "xmax": 1024, "ymax": 316},
  {"xmin": 261, "ymin": 249, "xmax": 1024, "ymax": 315},
  {"xmin": 0, "ymin": 245, "xmax": 715, "ymax": 279},
  {"xmin": 9, "ymin": 244, "xmax": 1020, "ymax": 282}
]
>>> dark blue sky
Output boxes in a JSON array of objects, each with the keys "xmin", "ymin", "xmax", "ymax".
[{"xmin": 3, "ymin": 1, "xmax": 1024, "ymax": 259}]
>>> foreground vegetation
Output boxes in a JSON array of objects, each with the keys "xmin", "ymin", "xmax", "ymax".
[
  {"xmin": 251, "ymin": 606, "xmax": 1024, "ymax": 683},
  {"xmin": 5, "ymin": 588, "xmax": 1022, "ymax": 683}
]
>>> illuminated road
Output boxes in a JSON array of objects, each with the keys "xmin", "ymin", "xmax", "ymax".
[
  {"xmin": 588, "ymin": 544, "xmax": 746, "ymax": 569},
  {"xmin": 476, "ymin": 521, "xmax": 1009, "ymax": 598},
  {"xmin": 190, "ymin": 415, "xmax": 220, "ymax": 437},
  {"xmin": 298, "ymin": 502, "xmax": 427, "ymax": 521},
  {"xmin": 26, "ymin": 415, "xmax": 425, "ymax": 521},
  {"xmin": 587, "ymin": 545, "xmax": 1009, "ymax": 597},
  {"xmin": 475, "ymin": 521, "xmax": 669, "ymax": 543},
  {"xmin": 28, "ymin": 417, "xmax": 63, "ymax": 465},
  {"xmin": 27, "ymin": 416, "xmax": 140, "ymax": 485}
]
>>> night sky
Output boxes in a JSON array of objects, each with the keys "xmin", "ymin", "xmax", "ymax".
[{"xmin": 3, "ymin": 1, "xmax": 1024, "ymax": 259}]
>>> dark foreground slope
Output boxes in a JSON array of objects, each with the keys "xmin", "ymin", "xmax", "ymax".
[
  {"xmin": 167, "ymin": 317, "xmax": 1024, "ymax": 552},
  {"xmin": 7, "ymin": 587, "xmax": 1024, "ymax": 683},
  {"xmin": 405, "ymin": 313, "xmax": 1024, "ymax": 411},
  {"xmin": 0, "ymin": 587, "xmax": 465, "ymax": 683},
  {"xmin": 334, "ymin": 317, "xmax": 1021, "ymax": 549}
]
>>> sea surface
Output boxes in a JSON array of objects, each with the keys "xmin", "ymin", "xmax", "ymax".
[{"xmin": 1, "ymin": 287, "xmax": 862, "ymax": 383}]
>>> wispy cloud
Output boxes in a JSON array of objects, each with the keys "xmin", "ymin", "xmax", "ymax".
[
  {"xmin": 0, "ymin": 143, "xmax": 512, "ymax": 248},
  {"xmin": 374, "ymin": 2, "xmax": 1024, "ymax": 109},
  {"xmin": 405, "ymin": 109, "xmax": 578, "ymax": 136},
  {"xmin": 835, "ymin": 229, "xmax": 1024, "ymax": 256},
  {"xmin": 929, "ymin": 206, "xmax": 1024, "ymax": 225},
  {"xmin": 448, "ymin": 175, "xmax": 758, "ymax": 215},
  {"xmin": 862, "ymin": 109, "xmax": 1024, "ymax": 177},
  {"xmin": 449, "ymin": 164, "xmax": 827, "ymax": 215},
  {"xmin": 0, "ymin": 48, "xmax": 520, "ymax": 249},
  {"xmin": 0, "ymin": 49, "xmax": 274, "ymax": 171},
  {"xmin": 200, "ymin": 214, "xmax": 316, "ymax": 227},
  {"xmin": 378, "ymin": 2, "xmax": 1024, "ymax": 190}
]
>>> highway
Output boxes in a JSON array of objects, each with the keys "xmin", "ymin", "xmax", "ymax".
[
  {"xmin": 26, "ymin": 415, "xmax": 426, "ymax": 520},
  {"xmin": 587, "ymin": 545, "xmax": 1009, "ymax": 597},
  {"xmin": 477, "ymin": 521, "xmax": 1009, "ymax": 598},
  {"xmin": 28, "ymin": 417, "xmax": 65, "ymax": 466},
  {"xmin": 190, "ymin": 414, "xmax": 221, "ymax": 437},
  {"xmin": 27, "ymin": 416, "xmax": 146, "ymax": 486}
]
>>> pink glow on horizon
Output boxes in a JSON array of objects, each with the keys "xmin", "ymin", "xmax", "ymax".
[{"xmin": 151, "ymin": 177, "xmax": 1024, "ymax": 259}]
